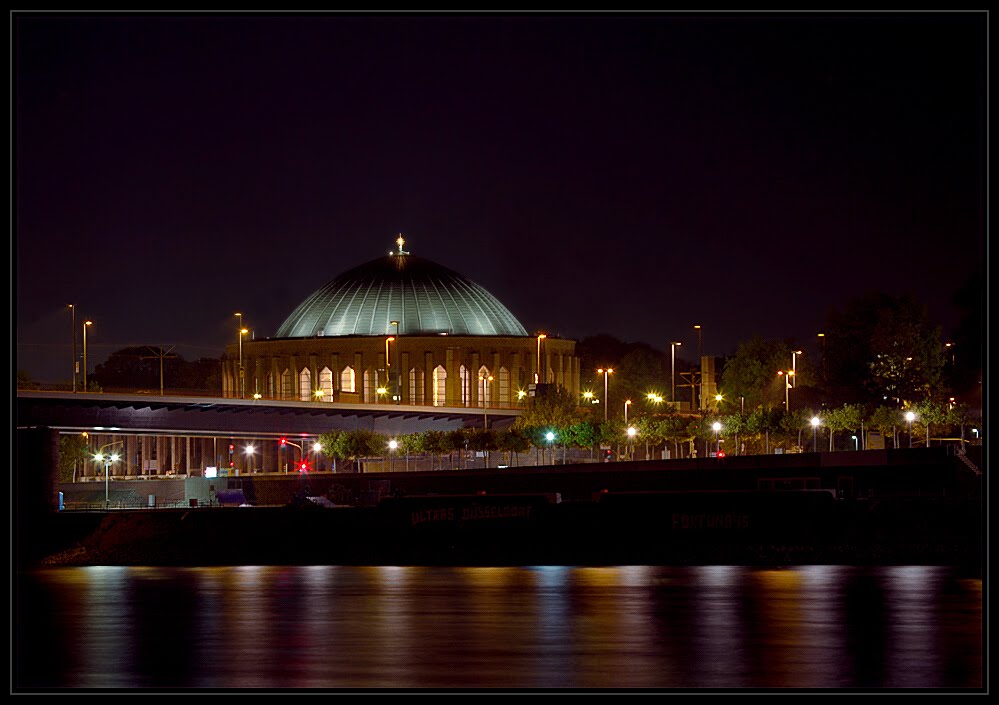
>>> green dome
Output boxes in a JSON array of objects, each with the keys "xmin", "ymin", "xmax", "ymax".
[{"xmin": 276, "ymin": 252, "xmax": 529, "ymax": 338}]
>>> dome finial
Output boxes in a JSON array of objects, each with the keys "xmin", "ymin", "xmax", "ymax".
[{"xmin": 396, "ymin": 234, "xmax": 409, "ymax": 255}]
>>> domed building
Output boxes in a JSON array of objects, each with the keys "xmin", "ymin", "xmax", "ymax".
[{"xmin": 223, "ymin": 238, "xmax": 579, "ymax": 408}]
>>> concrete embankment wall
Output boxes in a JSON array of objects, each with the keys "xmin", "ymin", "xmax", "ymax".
[{"xmin": 38, "ymin": 491, "xmax": 982, "ymax": 569}]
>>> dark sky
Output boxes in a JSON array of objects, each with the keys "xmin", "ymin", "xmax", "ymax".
[{"xmin": 14, "ymin": 12, "xmax": 986, "ymax": 382}]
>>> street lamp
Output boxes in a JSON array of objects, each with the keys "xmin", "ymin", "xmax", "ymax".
[
  {"xmin": 626, "ymin": 426, "xmax": 637, "ymax": 460},
  {"xmin": 545, "ymin": 431, "xmax": 555, "ymax": 465},
  {"xmin": 235, "ymin": 313, "xmax": 246, "ymax": 398},
  {"xmin": 390, "ymin": 321, "xmax": 400, "ymax": 402},
  {"xmin": 905, "ymin": 411, "xmax": 916, "ymax": 448},
  {"xmin": 314, "ymin": 389, "xmax": 325, "ymax": 402},
  {"xmin": 82, "ymin": 320, "xmax": 93, "ymax": 391},
  {"xmin": 597, "ymin": 368, "xmax": 614, "ymax": 421},
  {"xmin": 68, "ymin": 304, "xmax": 77, "ymax": 392},
  {"xmin": 388, "ymin": 438, "xmax": 398, "ymax": 471},
  {"xmin": 624, "ymin": 399, "xmax": 632, "ymax": 424},
  {"xmin": 777, "ymin": 370, "xmax": 793, "ymax": 411},
  {"xmin": 245, "ymin": 444, "xmax": 256, "ymax": 473},
  {"xmin": 93, "ymin": 441, "xmax": 123, "ymax": 509},
  {"xmin": 694, "ymin": 325, "xmax": 702, "ymax": 362},
  {"xmin": 810, "ymin": 416, "xmax": 821, "ymax": 452},
  {"xmin": 712, "ymin": 421, "xmax": 722, "ymax": 456},
  {"xmin": 670, "ymin": 341, "xmax": 682, "ymax": 403},
  {"xmin": 536, "ymin": 333, "xmax": 547, "ymax": 384},
  {"xmin": 792, "ymin": 350, "xmax": 803, "ymax": 388},
  {"xmin": 376, "ymin": 386, "xmax": 388, "ymax": 403}
]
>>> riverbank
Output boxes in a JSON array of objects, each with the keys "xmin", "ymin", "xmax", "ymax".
[{"xmin": 33, "ymin": 493, "xmax": 982, "ymax": 571}]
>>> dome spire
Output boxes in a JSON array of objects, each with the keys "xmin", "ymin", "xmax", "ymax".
[{"xmin": 395, "ymin": 233, "xmax": 409, "ymax": 255}]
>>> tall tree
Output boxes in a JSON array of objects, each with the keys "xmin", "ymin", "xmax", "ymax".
[{"xmin": 824, "ymin": 293, "xmax": 945, "ymax": 406}]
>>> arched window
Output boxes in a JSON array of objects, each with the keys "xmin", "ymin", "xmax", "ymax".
[
  {"xmin": 280, "ymin": 369, "xmax": 293, "ymax": 399},
  {"xmin": 363, "ymin": 369, "xmax": 380, "ymax": 403},
  {"xmin": 409, "ymin": 367, "xmax": 425, "ymax": 405},
  {"xmin": 459, "ymin": 365, "xmax": 470, "ymax": 407},
  {"xmin": 299, "ymin": 368, "xmax": 311, "ymax": 401},
  {"xmin": 498, "ymin": 366, "xmax": 510, "ymax": 406},
  {"xmin": 478, "ymin": 365, "xmax": 491, "ymax": 407},
  {"xmin": 341, "ymin": 366, "xmax": 356, "ymax": 393},
  {"xmin": 319, "ymin": 367, "xmax": 333, "ymax": 401},
  {"xmin": 432, "ymin": 365, "xmax": 447, "ymax": 407}
]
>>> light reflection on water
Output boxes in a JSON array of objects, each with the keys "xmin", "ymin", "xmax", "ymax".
[{"xmin": 15, "ymin": 565, "xmax": 981, "ymax": 690}]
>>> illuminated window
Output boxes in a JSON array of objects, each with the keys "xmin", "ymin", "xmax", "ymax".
[
  {"xmin": 499, "ymin": 366, "xmax": 510, "ymax": 406},
  {"xmin": 280, "ymin": 369, "xmax": 293, "ymax": 399},
  {"xmin": 478, "ymin": 365, "xmax": 491, "ymax": 407},
  {"xmin": 299, "ymin": 368, "xmax": 311, "ymax": 401},
  {"xmin": 363, "ymin": 369, "xmax": 379, "ymax": 403},
  {"xmin": 340, "ymin": 366, "xmax": 356, "ymax": 393},
  {"xmin": 320, "ymin": 367, "xmax": 333, "ymax": 401},
  {"xmin": 459, "ymin": 365, "xmax": 470, "ymax": 407},
  {"xmin": 432, "ymin": 365, "xmax": 447, "ymax": 407},
  {"xmin": 409, "ymin": 367, "xmax": 425, "ymax": 405}
]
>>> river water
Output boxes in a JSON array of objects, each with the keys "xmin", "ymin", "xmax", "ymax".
[{"xmin": 14, "ymin": 565, "xmax": 982, "ymax": 690}]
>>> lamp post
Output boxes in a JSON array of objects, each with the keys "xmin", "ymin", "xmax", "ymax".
[
  {"xmin": 245, "ymin": 444, "xmax": 255, "ymax": 473},
  {"xmin": 388, "ymin": 439, "xmax": 398, "ymax": 472},
  {"xmin": 93, "ymin": 441, "xmax": 123, "ymax": 510},
  {"xmin": 624, "ymin": 399, "xmax": 632, "ymax": 424},
  {"xmin": 597, "ymin": 368, "xmax": 613, "ymax": 421},
  {"xmin": 536, "ymin": 333, "xmax": 547, "ymax": 384},
  {"xmin": 811, "ymin": 416, "xmax": 821, "ymax": 452},
  {"xmin": 905, "ymin": 411, "xmax": 916, "ymax": 448},
  {"xmin": 792, "ymin": 350, "xmax": 803, "ymax": 388},
  {"xmin": 385, "ymin": 336, "xmax": 396, "ymax": 400},
  {"xmin": 68, "ymin": 304, "xmax": 77, "ymax": 392},
  {"xmin": 235, "ymin": 313, "xmax": 246, "ymax": 398},
  {"xmin": 777, "ymin": 370, "xmax": 792, "ymax": 411},
  {"xmin": 712, "ymin": 421, "xmax": 722, "ymax": 456},
  {"xmin": 545, "ymin": 431, "xmax": 555, "ymax": 466},
  {"xmin": 390, "ymin": 321, "xmax": 400, "ymax": 402},
  {"xmin": 626, "ymin": 426, "xmax": 637, "ymax": 460},
  {"xmin": 480, "ymin": 373, "xmax": 494, "ymax": 428},
  {"xmin": 82, "ymin": 320, "xmax": 93, "ymax": 391},
  {"xmin": 670, "ymin": 341, "xmax": 682, "ymax": 403},
  {"xmin": 817, "ymin": 332, "xmax": 826, "ymax": 381},
  {"xmin": 694, "ymin": 325, "xmax": 702, "ymax": 362}
]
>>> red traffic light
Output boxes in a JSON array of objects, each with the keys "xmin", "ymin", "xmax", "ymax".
[
  {"xmin": 229, "ymin": 444, "xmax": 234, "ymax": 452},
  {"xmin": 280, "ymin": 438, "xmax": 287, "ymax": 446}
]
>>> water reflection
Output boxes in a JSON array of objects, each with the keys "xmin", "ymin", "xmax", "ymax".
[{"xmin": 15, "ymin": 566, "xmax": 982, "ymax": 690}]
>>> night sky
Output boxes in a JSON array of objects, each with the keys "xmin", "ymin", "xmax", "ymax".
[{"xmin": 14, "ymin": 13, "xmax": 985, "ymax": 383}]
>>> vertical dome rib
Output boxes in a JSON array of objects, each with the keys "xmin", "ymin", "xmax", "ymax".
[{"xmin": 275, "ymin": 254, "xmax": 529, "ymax": 338}]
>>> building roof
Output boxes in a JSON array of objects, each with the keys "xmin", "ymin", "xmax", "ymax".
[{"xmin": 275, "ymin": 250, "xmax": 529, "ymax": 338}]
